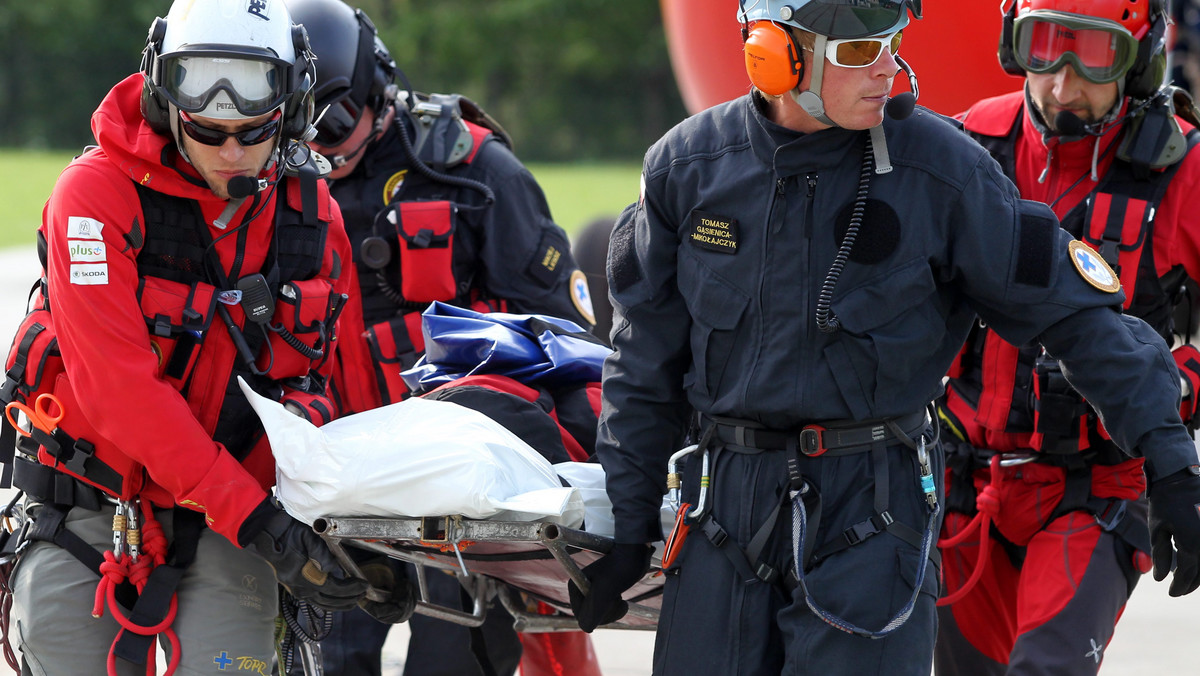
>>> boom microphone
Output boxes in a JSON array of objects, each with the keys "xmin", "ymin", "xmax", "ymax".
[
  {"xmin": 1053, "ymin": 110, "xmax": 1088, "ymax": 137},
  {"xmin": 227, "ymin": 176, "xmax": 261, "ymax": 199},
  {"xmin": 886, "ymin": 55, "xmax": 919, "ymax": 121},
  {"xmin": 886, "ymin": 92, "xmax": 916, "ymax": 120}
]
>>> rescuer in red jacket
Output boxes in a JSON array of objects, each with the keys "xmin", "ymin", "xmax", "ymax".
[
  {"xmin": 0, "ymin": 1, "xmax": 419, "ymax": 674},
  {"xmin": 937, "ymin": 0, "xmax": 1200, "ymax": 673}
]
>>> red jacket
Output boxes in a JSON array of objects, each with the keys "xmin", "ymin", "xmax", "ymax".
[
  {"xmin": 948, "ymin": 90, "xmax": 1200, "ymax": 452},
  {"xmin": 39, "ymin": 74, "xmax": 355, "ymax": 543}
]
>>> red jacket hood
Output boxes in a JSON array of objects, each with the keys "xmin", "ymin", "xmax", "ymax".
[{"xmin": 91, "ymin": 73, "xmax": 239, "ymax": 203}]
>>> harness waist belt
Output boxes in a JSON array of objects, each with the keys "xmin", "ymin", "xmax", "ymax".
[{"xmin": 706, "ymin": 410, "xmax": 928, "ymax": 456}]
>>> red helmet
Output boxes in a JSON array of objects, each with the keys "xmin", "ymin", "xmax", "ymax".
[
  {"xmin": 1000, "ymin": 0, "xmax": 1167, "ymax": 98},
  {"xmin": 1017, "ymin": 0, "xmax": 1154, "ymax": 40}
]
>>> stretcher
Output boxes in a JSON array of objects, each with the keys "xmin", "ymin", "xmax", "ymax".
[{"xmin": 311, "ymin": 514, "xmax": 663, "ymax": 632}]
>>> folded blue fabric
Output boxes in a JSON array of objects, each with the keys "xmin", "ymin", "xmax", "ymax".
[{"xmin": 401, "ymin": 301, "xmax": 611, "ymax": 393}]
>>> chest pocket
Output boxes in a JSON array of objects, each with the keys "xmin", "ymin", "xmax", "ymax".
[
  {"xmin": 137, "ymin": 276, "xmax": 219, "ymax": 389},
  {"xmin": 679, "ymin": 250, "xmax": 750, "ymax": 399},
  {"xmin": 826, "ymin": 258, "xmax": 939, "ymax": 416}
]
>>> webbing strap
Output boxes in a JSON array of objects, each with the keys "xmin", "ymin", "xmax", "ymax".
[
  {"xmin": 112, "ymin": 509, "xmax": 204, "ymax": 665},
  {"xmin": 24, "ymin": 504, "xmax": 138, "ymax": 609}
]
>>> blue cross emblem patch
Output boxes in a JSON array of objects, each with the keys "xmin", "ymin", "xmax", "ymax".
[
  {"xmin": 214, "ymin": 651, "xmax": 233, "ymax": 670},
  {"xmin": 1068, "ymin": 240, "xmax": 1120, "ymax": 293}
]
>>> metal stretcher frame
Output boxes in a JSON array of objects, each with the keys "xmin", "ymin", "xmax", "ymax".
[{"xmin": 312, "ymin": 515, "xmax": 663, "ymax": 632}]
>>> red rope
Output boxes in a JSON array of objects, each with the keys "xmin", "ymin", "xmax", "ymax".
[
  {"xmin": 91, "ymin": 505, "xmax": 181, "ymax": 676},
  {"xmin": 937, "ymin": 455, "xmax": 1002, "ymax": 607}
]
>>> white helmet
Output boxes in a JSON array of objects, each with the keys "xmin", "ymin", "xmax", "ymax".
[{"xmin": 141, "ymin": 0, "xmax": 315, "ymax": 142}]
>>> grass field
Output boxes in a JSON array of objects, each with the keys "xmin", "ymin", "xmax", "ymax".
[{"xmin": 0, "ymin": 149, "xmax": 641, "ymax": 250}]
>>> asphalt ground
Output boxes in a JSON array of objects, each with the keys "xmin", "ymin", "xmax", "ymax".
[{"xmin": 0, "ymin": 245, "xmax": 1194, "ymax": 674}]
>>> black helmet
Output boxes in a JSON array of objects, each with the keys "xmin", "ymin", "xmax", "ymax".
[{"xmin": 283, "ymin": 0, "xmax": 397, "ymax": 146}]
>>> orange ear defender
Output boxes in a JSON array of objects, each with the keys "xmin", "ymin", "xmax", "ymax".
[{"xmin": 743, "ymin": 21, "xmax": 803, "ymax": 96}]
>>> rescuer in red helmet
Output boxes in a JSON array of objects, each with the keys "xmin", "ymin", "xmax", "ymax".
[{"xmin": 936, "ymin": 0, "xmax": 1200, "ymax": 673}]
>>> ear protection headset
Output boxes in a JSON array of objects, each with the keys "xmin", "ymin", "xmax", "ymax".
[
  {"xmin": 139, "ymin": 18, "xmax": 318, "ymax": 142},
  {"xmin": 1126, "ymin": 0, "xmax": 1169, "ymax": 100},
  {"xmin": 744, "ymin": 21, "xmax": 805, "ymax": 96},
  {"xmin": 997, "ymin": 0, "xmax": 1168, "ymax": 100}
]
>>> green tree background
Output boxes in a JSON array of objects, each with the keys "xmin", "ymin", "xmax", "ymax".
[{"xmin": 0, "ymin": 0, "xmax": 688, "ymax": 162}]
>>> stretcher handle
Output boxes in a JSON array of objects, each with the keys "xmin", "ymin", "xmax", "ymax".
[{"xmin": 319, "ymin": 534, "xmax": 390, "ymax": 603}]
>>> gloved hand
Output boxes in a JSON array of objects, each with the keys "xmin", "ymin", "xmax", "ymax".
[
  {"xmin": 239, "ymin": 499, "xmax": 368, "ymax": 611},
  {"xmin": 357, "ymin": 556, "xmax": 417, "ymax": 624},
  {"xmin": 1149, "ymin": 466, "xmax": 1200, "ymax": 596},
  {"xmin": 567, "ymin": 543, "xmax": 652, "ymax": 632}
]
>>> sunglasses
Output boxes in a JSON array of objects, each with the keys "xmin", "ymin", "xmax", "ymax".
[
  {"xmin": 178, "ymin": 110, "xmax": 282, "ymax": 147},
  {"xmin": 824, "ymin": 30, "xmax": 903, "ymax": 68}
]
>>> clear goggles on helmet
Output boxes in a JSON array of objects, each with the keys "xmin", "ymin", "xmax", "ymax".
[
  {"xmin": 1012, "ymin": 11, "xmax": 1139, "ymax": 84},
  {"xmin": 788, "ymin": 0, "xmax": 919, "ymax": 39},
  {"xmin": 157, "ymin": 49, "xmax": 291, "ymax": 118},
  {"xmin": 823, "ymin": 30, "xmax": 902, "ymax": 68}
]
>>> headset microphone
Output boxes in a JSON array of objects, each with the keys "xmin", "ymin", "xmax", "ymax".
[
  {"xmin": 214, "ymin": 176, "xmax": 267, "ymax": 229},
  {"xmin": 886, "ymin": 55, "xmax": 919, "ymax": 120},
  {"xmin": 1053, "ymin": 110, "xmax": 1089, "ymax": 137},
  {"xmin": 227, "ymin": 176, "xmax": 263, "ymax": 199}
]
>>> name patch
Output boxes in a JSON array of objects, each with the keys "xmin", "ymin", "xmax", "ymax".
[{"xmin": 689, "ymin": 211, "xmax": 738, "ymax": 254}]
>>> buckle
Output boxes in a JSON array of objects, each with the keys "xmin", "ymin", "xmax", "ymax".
[
  {"xmin": 754, "ymin": 562, "xmax": 779, "ymax": 584},
  {"xmin": 843, "ymin": 511, "xmax": 893, "ymax": 546},
  {"xmin": 799, "ymin": 425, "xmax": 827, "ymax": 456}
]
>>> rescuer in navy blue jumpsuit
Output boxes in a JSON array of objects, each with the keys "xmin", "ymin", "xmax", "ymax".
[{"xmin": 568, "ymin": 2, "xmax": 1200, "ymax": 675}]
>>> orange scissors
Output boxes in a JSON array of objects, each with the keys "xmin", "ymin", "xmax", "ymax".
[{"xmin": 5, "ymin": 393, "xmax": 65, "ymax": 438}]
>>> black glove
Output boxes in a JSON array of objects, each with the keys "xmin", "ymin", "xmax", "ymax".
[
  {"xmin": 357, "ymin": 556, "xmax": 417, "ymax": 624},
  {"xmin": 567, "ymin": 543, "xmax": 652, "ymax": 632},
  {"xmin": 239, "ymin": 499, "xmax": 368, "ymax": 611},
  {"xmin": 1149, "ymin": 466, "xmax": 1200, "ymax": 597}
]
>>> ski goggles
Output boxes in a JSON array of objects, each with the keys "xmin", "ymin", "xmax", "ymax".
[
  {"xmin": 179, "ymin": 109, "xmax": 282, "ymax": 147},
  {"xmin": 784, "ymin": 0, "xmax": 919, "ymax": 40},
  {"xmin": 157, "ymin": 50, "xmax": 291, "ymax": 119},
  {"xmin": 824, "ymin": 30, "xmax": 903, "ymax": 68},
  {"xmin": 1011, "ymin": 11, "xmax": 1139, "ymax": 84}
]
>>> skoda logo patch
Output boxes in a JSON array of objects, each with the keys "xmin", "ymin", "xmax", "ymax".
[{"xmin": 1068, "ymin": 240, "xmax": 1120, "ymax": 293}]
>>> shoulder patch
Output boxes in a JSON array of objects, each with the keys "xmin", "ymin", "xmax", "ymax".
[
  {"xmin": 70, "ymin": 263, "xmax": 109, "ymax": 285},
  {"xmin": 383, "ymin": 170, "xmax": 408, "ymax": 204},
  {"xmin": 1068, "ymin": 240, "xmax": 1120, "ymax": 293},
  {"xmin": 528, "ymin": 231, "xmax": 565, "ymax": 286},
  {"xmin": 67, "ymin": 216, "xmax": 104, "ymax": 240},
  {"xmin": 569, "ymin": 269, "xmax": 597, "ymax": 327}
]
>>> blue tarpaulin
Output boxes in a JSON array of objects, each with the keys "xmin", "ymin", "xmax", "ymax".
[{"xmin": 400, "ymin": 302, "xmax": 611, "ymax": 392}]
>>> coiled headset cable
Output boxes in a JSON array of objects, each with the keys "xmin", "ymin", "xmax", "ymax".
[{"xmin": 815, "ymin": 133, "xmax": 875, "ymax": 333}]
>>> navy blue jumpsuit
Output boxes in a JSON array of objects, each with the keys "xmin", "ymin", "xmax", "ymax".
[{"xmin": 597, "ymin": 92, "xmax": 1197, "ymax": 675}]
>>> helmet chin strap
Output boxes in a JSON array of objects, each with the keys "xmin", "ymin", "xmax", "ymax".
[{"xmin": 791, "ymin": 34, "xmax": 838, "ymax": 127}]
